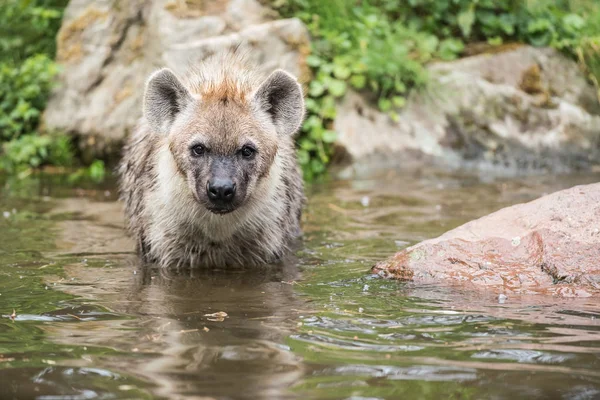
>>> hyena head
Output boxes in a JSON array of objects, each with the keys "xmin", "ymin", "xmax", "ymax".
[{"xmin": 143, "ymin": 57, "xmax": 304, "ymax": 214}]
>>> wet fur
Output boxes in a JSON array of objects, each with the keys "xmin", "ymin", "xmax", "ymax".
[{"xmin": 119, "ymin": 54, "xmax": 304, "ymax": 268}]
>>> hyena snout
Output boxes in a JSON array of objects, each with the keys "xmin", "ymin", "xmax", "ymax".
[
  {"xmin": 198, "ymin": 157, "xmax": 247, "ymax": 214},
  {"xmin": 207, "ymin": 178, "xmax": 236, "ymax": 204}
]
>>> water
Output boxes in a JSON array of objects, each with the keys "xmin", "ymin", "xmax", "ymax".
[{"xmin": 1, "ymin": 170, "xmax": 599, "ymax": 400}]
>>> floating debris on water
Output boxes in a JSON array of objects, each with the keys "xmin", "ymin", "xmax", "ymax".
[
  {"xmin": 204, "ymin": 311, "xmax": 228, "ymax": 322},
  {"xmin": 361, "ymin": 196, "xmax": 370, "ymax": 207}
]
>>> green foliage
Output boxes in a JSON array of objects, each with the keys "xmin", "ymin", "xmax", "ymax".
[
  {"xmin": 0, "ymin": 54, "xmax": 58, "ymax": 141},
  {"xmin": 278, "ymin": 1, "xmax": 446, "ymax": 179},
  {"xmin": 0, "ymin": 54, "xmax": 77, "ymax": 175},
  {"xmin": 0, "ymin": 1, "xmax": 93, "ymax": 178},
  {"xmin": 67, "ymin": 160, "xmax": 107, "ymax": 184},
  {"xmin": 0, "ymin": 0, "xmax": 69, "ymax": 64},
  {"xmin": 1, "ymin": 133, "xmax": 73, "ymax": 173},
  {"xmin": 571, "ymin": 3, "xmax": 600, "ymax": 101},
  {"xmin": 269, "ymin": 0, "xmax": 600, "ymax": 179}
]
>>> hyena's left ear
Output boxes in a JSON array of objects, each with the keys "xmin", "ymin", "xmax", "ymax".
[
  {"xmin": 144, "ymin": 68, "xmax": 192, "ymax": 135},
  {"xmin": 252, "ymin": 69, "xmax": 305, "ymax": 136}
]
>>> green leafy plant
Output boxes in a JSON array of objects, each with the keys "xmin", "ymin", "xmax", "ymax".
[
  {"xmin": 1, "ymin": 133, "xmax": 73, "ymax": 173},
  {"xmin": 0, "ymin": 0, "xmax": 68, "ymax": 64},
  {"xmin": 272, "ymin": 1, "xmax": 451, "ymax": 179},
  {"xmin": 67, "ymin": 159, "xmax": 107, "ymax": 184},
  {"xmin": 267, "ymin": 0, "xmax": 600, "ymax": 179},
  {"xmin": 0, "ymin": 54, "xmax": 58, "ymax": 141},
  {"xmin": 0, "ymin": 53, "xmax": 77, "ymax": 175},
  {"xmin": 0, "ymin": 0, "xmax": 107, "ymax": 180}
]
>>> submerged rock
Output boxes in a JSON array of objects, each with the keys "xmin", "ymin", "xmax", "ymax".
[
  {"xmin": 336, "ymin": 46, "xmax": 600, "ymax": 175},
  {"xmin": 372, "ymin": 183, "xmax": 600, "ymax": 297},
  {"xmin": 43, "ymin": 0, "xmax": 309, "ymax": 159}
]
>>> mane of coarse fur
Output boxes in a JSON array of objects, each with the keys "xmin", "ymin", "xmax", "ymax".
[{"xmin": 183, "ymin": 52, "xmax": 262, "ymax": 105}]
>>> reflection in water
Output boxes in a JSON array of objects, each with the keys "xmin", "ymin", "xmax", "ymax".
[
  {"xmin": 46, "ymin": 253, "xmax": 306, "ymax": 399},
  {"xmin": 1, "ymin": 169, "xmax": 600, "ymax": 399}
]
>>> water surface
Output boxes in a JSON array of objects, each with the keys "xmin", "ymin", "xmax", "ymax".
[{"xmin": 1, "ymin": 170, "xmax": 599, "ymax": 399}]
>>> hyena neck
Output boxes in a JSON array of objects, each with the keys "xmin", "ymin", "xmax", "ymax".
[{"xmin": 150, "ymin": 142, "xmax": 285, "ymax": 243}]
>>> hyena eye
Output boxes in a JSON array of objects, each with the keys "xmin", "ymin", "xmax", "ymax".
[
  {"xmin": 240, "ymin": 145, "xmax": 256, "ymax": 159},
  {"xmin": 190, "ymin": 144, "xmax": 206, "ymax": 157}
]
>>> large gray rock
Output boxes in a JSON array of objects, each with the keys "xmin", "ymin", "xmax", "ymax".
[
  {"xmin": 43, "ymin": 0, "xmax": 310, "ymax": 158},
  {"xmin": 335, "ymin": 46, "xmax": 600, "ymax": 176}
]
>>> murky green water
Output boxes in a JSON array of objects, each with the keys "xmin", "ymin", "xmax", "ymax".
[{"xmin": 1, "ymin": 170, "xmax": 599, "ymax": 399}]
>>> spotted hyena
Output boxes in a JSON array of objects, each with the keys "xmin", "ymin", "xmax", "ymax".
[{"xmin": 119, "ymin": 53, "xmax": 305, "ymax": 268}]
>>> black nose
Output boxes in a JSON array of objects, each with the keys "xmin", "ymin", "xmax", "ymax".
[{"xmin": 207, "ymin": 178, "xmax": 236, "ymax": 204}]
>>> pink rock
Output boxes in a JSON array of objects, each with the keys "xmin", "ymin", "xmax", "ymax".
[{"xmin": 372, "ymin": 183, "xmax": 600, "ymax": 297}]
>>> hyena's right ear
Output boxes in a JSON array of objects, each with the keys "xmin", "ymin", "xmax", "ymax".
[{"xmin": 144, "ymin": 68, "xmax": 192, "ymax": 135}]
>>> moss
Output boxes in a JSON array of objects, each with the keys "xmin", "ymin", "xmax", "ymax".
[
  {"xmin": 112, "ymin": 85, "xmax": 133, "ymax": 108},
  {"xmin": 57, "ymin": 7, "xmax": 109, "ymax": 63},
  {"xmin": 164, "ymin": 0, "xmax": 226, "ymax": 18},
  {"xmin": 297, "ymin": 43, "xmax": 313, "ymax": 85},
  {"xmin": 577, "ymin": 38, "xmax": 600, "ymax": 106},
  {"xmin": 462, "ymin": 42, "xmax": 524, "ymax": 57},
  {"xmin": 519, "ymin": 64, "xmax": 544, "ymax": 95},
  {"xmin": 518, "ymin": 63, "xmax": 557, "ymax": 108},
  {"xmin": 129, "ymin": 29, "xmax": 145, "ymax": 55}
]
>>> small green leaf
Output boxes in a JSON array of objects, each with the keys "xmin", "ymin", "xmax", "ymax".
[
  {"xmin": 333, "ymin": 64, "xmax": 351, "ymax": 80},
  {"xmin": 297, "ymin": 149, "xmax": 310, "ymax": 165},
  {"xmin": 351, "ymin": 62, "xmax": 367, "ymax": 74},
  {"xmin": 487, "ymin": 36, "xmax": 503, "ymax": 46},
  {"xmin": 300, "ymin": 139, "xmax": 316, "ymax": 150},
  {"xmin": 310, "ymin": 158, "xmax": 326, "ymax": 173},
  {"xmin": 309, "ymin": 81, "xmax": 325, "ymax": 97},
  {"xmin": 394, "ymin": 80, "xmax": 407, "ymax": 93},
  {"xmin": 421, "ymin": 35, "xmax": 439, "ymax": 55},
  {"xmin": 321, "ymin": 95, "xmax": 337, "ymax": 119},
  {"xmin": 303, "ymin": 115, "xmax": 322, "ymax": 130},
  {"xmin": 319, "ymin": 63, "xmax": 334, "ymax": 75},
  {"xmin": 322, "ymin": 130, "xmax": 337, "ymax": 143},
  {"xmin": 350, "ymin": 75, "xmax": 366, "ymax": 89},
  {"xmin": 89, "ymin": 160, "xmax": 106, "ymax": 183},
  {"xmin": 438, "ymin": 38, "xmax": 465, "ymax": 60},
  {"xmin": 563, "ymin": 14, "xmax": 585, "ymax": 32},
  {"xmin": 305, "ymin": 98, "xmax": 320, "ymax": 112},
  {"xmin": 392, "ymin": 96, "xmax": 406, "ymax": 108},
  {"xmin": 369, "ymin": 80, "xmax": 379, "ymax": 92},
  {"xmin": 306, "ymin": 55, "xmax": 322, "ymax": 67},
  {"xmin": 328, "ymin": 79, "xmax": 347, "ymax": 98},
  {"xmin": 378, "ymin": 98, "xmax": 392, "ymax": 112},
  {"xmin": 457, "ymin": 7, "xmax": 475, "ymax": 38}
]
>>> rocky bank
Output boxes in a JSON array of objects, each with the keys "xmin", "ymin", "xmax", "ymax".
[
  {"xmin": 44, "ymin": 1, "xmax": 600, "ymax": 172},
  {"xmin": 336, "ymin": 45, "xmax": 600, "ymax": 175}
]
